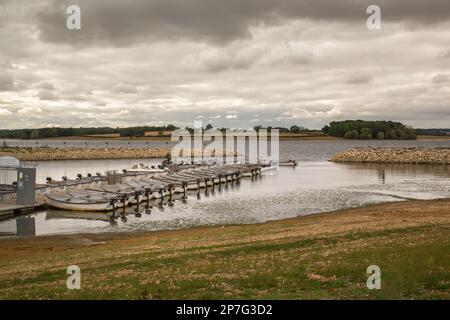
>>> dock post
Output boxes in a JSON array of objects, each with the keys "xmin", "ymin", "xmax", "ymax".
[
  {"xmin": 110, "ymin": 198, "xmax": 117, "ymax": 221},
  {"xmin": 168, "ymin": 185, "xmax": 174, "ymax": 207},
  {"xmin": 122, "ymin": 195, "xmax": 127, "ymax": 215},
  {"xmin": 134, "ymin": 191, "xmax": 141, "ymax": 217},
  {"xmin": 144, "ymin": 188, "xmax": 152, "ymax": 214}
]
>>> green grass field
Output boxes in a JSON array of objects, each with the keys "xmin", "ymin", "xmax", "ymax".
[{"xmin": 0, "ymin": 200, "xmax": 449, "ymax": 299}]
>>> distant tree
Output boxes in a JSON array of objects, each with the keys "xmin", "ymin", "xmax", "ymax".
[
  {"xmin": 290, "ymin": 125, "xmax": 300, "ymax": 133},
  {"xmin": 205, "ymin": 124, "xmax": 213, "ymax": 130},
  {"xmin": 416, "ymin": 128, "xmax": 449, "ymax": 136},
  {"xmin": 326, "ymin": 120, "xmax": 416, "ymax": 140},
  {"xmin": 394, "ymin": 129, "xmax": 407, "ymax": 140},
  {"xmin": 30, "ymin": 129, "xmax": 40, "ymax": 139},
  {"xmin": 322, "ymin": 125, "xmax": 330, "ymax": 134},
  {"xmin": 344, "ymin": 130, "xmax": 359, "ymax": 139},
  {"xmin": 404, "ymin": 126, "xmax": 417, "ymax": 140},
  {"xmin": 376, "ymin": 132, "xmax": 385, "ymax": 140},
  {"xmin": 385, "ymin": 129, "xmax": 396, "ymax": 139},
  {"xmin": 359, "ymin": 127, "xmax": 373, "ymax": 140}
]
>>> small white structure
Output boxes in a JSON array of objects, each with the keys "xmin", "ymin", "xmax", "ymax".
[
  {"xmin": 0, "ymin": 156, "xmax": 20, "ymax": 185},
  {"xmin": 0, "ymin": 156, "xmax": 20, "ymax": 168},
  {"xmin": 128, "ymin": 163, "xmax": 166, "ymax": 174}
]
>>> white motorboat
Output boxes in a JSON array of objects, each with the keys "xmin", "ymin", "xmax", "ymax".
[
  {"xmin": 279, "ymin": 160, "xmax": 298, "ymax": 167},
  {"xmin": 260, "ymin": 162, "xmax": 279, "ymax": 175},
  {"xmin": 46, "ymin": 193, "xmax": 114, "ymax": 212},
  {"xmin": 128, "ymin": 163, "xmax": 167, "ymax": 175}
]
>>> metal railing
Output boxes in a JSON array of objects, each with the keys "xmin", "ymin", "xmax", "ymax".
[
  {"xmin": 0, "ymin": 168, "xmax": 17, "ymax": 185},
  {"xmin": 0, "ymin": 219, "xmax": 17, "ymax": 235}
]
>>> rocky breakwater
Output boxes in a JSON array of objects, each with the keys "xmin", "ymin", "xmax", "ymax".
[
  {"xmin": 330, "ymin": 147, "xmax": 450, "ymax": 165},
  {"xmin": 0, "ymin": 146, "xmax": 171, "ymax": 161}
]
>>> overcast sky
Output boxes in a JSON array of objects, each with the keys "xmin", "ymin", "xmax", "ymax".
[{"xmin": 0, "ymin": 0, "xmax": 449, "ymax": 129}]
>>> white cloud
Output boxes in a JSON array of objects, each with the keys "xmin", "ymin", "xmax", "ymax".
[{"xmin": 0, "ymin": 108, "xmax": 12, "ymax": 116}]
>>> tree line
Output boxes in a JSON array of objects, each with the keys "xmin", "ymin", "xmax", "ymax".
[
  {"xmin": 2, "ymin": 121, "xmax": 445, "ymax": 140},
  {"xmin": 415, "ymin": 128, "xmax": 450, "ymax": 136},
  {"xmin": 322, "ymin": 120, "xmax": 417, "ymax": 140},
  {"xmin": 0, "ymin": 125, "xmax": 179, "ymax": 139}
]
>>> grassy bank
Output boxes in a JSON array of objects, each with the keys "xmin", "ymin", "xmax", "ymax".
[{"xmin": 0, "ymin": 199, "xmax": 449, "ymax": 299}]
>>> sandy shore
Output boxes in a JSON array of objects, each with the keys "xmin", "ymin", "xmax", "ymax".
[
  {"xmin": 331, "ymin": 147, "xmax": 450, "ymax": 164},
  {"xmin": 0, "ymin": 198, "xmax": 449, "ymax": 299},
  {"xmin": 0, "ymin": 147, "xmax": 171, "ymax": 161}
]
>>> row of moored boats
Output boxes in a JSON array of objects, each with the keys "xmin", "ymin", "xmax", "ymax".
[{"xmin": 45, "ymin": 164, "xmax": 270, "ymax": 212}]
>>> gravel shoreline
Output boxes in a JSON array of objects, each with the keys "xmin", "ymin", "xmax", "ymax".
[
  {"xmin": 0, "ymin": 147, "xmax": 171, "ymax": 161},
  {"xmin": 331, "ymin": 147, "xmax": 450, "ymax": 164}
]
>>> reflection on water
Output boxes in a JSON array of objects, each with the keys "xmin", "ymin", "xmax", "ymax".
[
  {"xmin": 1, "ymin": 161, "xmax": 449, "ymax": 237},
  {"xmin": 32, "ymin": 158, "xmax": 164, "ymax": 184}
]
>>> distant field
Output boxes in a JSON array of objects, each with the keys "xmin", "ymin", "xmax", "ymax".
[
  {"xmin": 29, "ymin": 133, "xmax": 340, "ymax": 141},
  {"xmin": 45, "ymin": 135, "xmax": 172, "ymax": 141},
  {"xmin": 417, "ymin": 135, "xmax": 450, "ymax": 140},
  {"xmin": 0, "ymin": 198, "xmax": 448, "ymax": 299},
  {"xmin": 84, "ymin": 133, "xmax": 121, "ymax": 138}
]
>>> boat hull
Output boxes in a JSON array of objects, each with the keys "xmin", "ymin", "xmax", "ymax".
[
  {"xmin": 46, "ymin": 194, "xmax": 113, "ymax": 212},
  {"xmin": 261, "ymin": 165, "xmax": 279, "ymax": 174}
]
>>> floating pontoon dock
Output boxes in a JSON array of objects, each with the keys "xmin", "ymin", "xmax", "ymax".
[{"xmin": 1, "ymin": 164, "xmax": 264, "ymax": 220}]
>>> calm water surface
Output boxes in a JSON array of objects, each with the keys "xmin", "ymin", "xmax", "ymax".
[{"xmin": 1, "ymin": 140, "xmax": 449, "ymax": 236}]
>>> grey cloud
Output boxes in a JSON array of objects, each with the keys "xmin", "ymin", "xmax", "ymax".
[
  {"xmin": 37, "ymin": 82, "xmax": 55, "ymax": 90},
  {"xmin": 1, "ymin": 0, "xmax": 450, "ymax": 129},
  {"xmin": 35, "ymin": 0, "xmax": 450, "ymax": 46},
  {"xmin": 114, "ymin": 83, "xmax": 138, "ymax": 94},
  {"xmin": 432, "ymin": 74, "xmax": 448, "ymax": 83},
  {"xmin": 345, "ymin": 73, "xmax": 373, "ymax": 84},
  {"xmin": 0, "ymin": 72, "xmax": 15, "ymax": 91},
  {"xmin": 441, "ymin": 50, "xmax": 450, "ymax": 59},
  {"xmin": 38, "ymin": 89, "xmax": 58, "ymax": 100}
]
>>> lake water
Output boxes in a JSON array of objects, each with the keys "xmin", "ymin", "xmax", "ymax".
[
  {"xmin": 1, "ymin": 139, "xmax": 449, "ymax": 236},
  {"xmin": 5, "ymin": 138, "xmax": 450, "ymax": 162}
]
